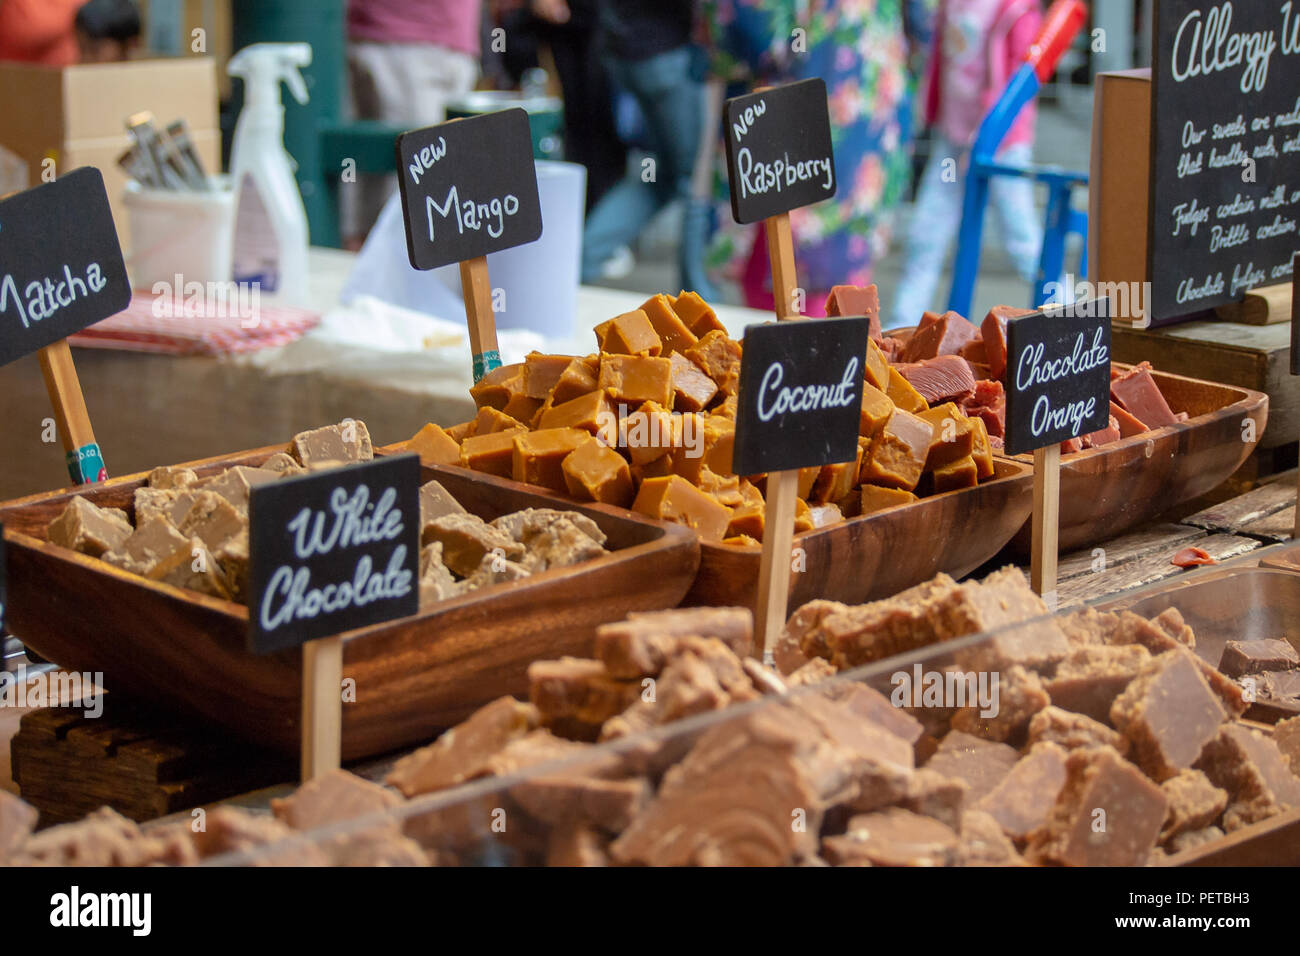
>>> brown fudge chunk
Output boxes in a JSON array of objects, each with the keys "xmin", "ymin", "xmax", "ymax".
[
  {"xmin": 1159, "ymin": 769, "xmax": 1227, "ymax": 841},
  {"xmin": 102, "ymin": 516, "xmax": 191, "ymax": 576},
  {"xmin": 512, "ymin": 513, "xmax": 607, "ymax": 573},
  {"xmin": 260, "ymin": 452, "xmax": 306, "ymax": 477},
  {"xmin": 901, "ymin": 769, "xmax": 969, "ymax": 828},
  {"xmin": 974, "ymin": 743, "xmax": 1068, "ymax": 841},
  {"xmin": 593, "ymin": 606, "xmax": 753, "ymax": 679},
  {"xmin": 1057, "ymin": 607, "xmax": 1123, "ymax": 647},
  {"xmin": 822, "ymin": 808, "xmax": 959, "ymax": 867},
  {"xmin": 923, "ymin": 731, "xmax": 1020, "ymax": 803},
  {"xmin": 828, "ymin": 682, "xmax": 925, "ymax": 745},
  {"xmin": 419, "ymin": 479, "xmax": 467, "ymax": 527},
  {"xmin": 513, "ymin": 771, "xmax": 651, "ymax": 833},
  {"xmin": 271, "ymin": 768, "xmax": 402, "ymax": 832},
  {"xmin": 1109, "ymin": 612, "xmax": 1246, "ymax": 717},
  {"xmin": 385, "ymin": 696, "xmax": 539, "ymax": 796},
  {"xmin": 1166, "ymin": 826, "xmax": 1225, "ymax": 855},
  {"xmin": 174, "ymin": 490, "xmax": 246, "ymax": 550},
  {"xmin": 785, "ymin": 658, "xmax": 838, "ymax": 688},
  {"xmin": 1259, "ymin": 670, "xmax": 1300, "ymax": 700},
  {"xmin": 791, "ymin": 693, "xmax": 915, "ymax": 812},
  {"xmin": 461, "ymin": 551, "xmax": 531, "ymax": 590},
  {"xmin": 1274, "ymin": 715, "xmax": 1300, "ymax": 768},
  {"xmin": 957, "ymin": 809, "xmax": 1026, "ymax": 866},
  {"xmin": 1194, "ymin": 723, "xmax": 1300, "ymax": 829},
  {"xmin": 1026, "ymin": 746, "xmax": 1168, "ymax": 866},
  {"xmin": 1045, "ymin": 644, "xmax": 1151, "ymax": 724},
  {"xmin": 422, "ymin": 512, "xmax": 524, "ymax": 578},
  {"xmin": 10, "ymin": 807, "xmax": 202, "ymax": 867},
  {"xmin": 1110, "ymin": 650, "xmax": 1226, "ymax": 781},
  {"xmin": 1218, "ymin": 639, "xmax": 1300, "ymax": 678},
  {"xmin": 46, "ymin": 495, "xmax": 133, "ymax": 557},
  {"xmin": 288, "ymin": 419, "xmax": 374, "ymax": 466},
  {"xmin": 777, "ymin": 598, "xmax": 849, "ymax": 672},
  {"xmin": 547, "ymin": 824, "xmax": 610, "ymax": 867},
  {"xmin": 133, "ymin": 487, "xmax": 178, "ymax": 525},
  {"xmin": 0, "ymin": 789, "xmax": 38, "ymax": 860},
  {"xmin": 668, "ymin": 351, "xmax": 719, "ymax": 412},
  {"xmin": 951, "ymin": 665, "xmax": 1050, "ymax": 744},
  {"xmin": 189, "ymin": 806, "xmax": 328, "ymax": 865},
  {"xmin": 683, "ymin": 330, "xmax": 743, "ymax": 395},
  {"xmin": 1151, "ymin": 607, "xmax": 1196, "ymax": 647},
  {"xmin": 1027, "ymin": 706, "xmax": 1126, "ymax": 753},
  {"xmin": 528, "ymin": 657, "xmax": 643, "ymax": 740}
]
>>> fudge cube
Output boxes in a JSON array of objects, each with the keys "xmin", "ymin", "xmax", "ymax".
[
  {"xmin": 1159, "ymin": 769, "xmax": 1227, "ymax": 842},
  {"xmin": 632, "ymin": 476, "xmax": 731, "ymax": 542},
  {"xmin": 862, "ymin": 408, "xmax": 933, "ymax": 492},
  {"xmin": 562, "ymin": 438, "xmax": 634, "ymax": 506},
  {"xmin": 46, "ymin": 496, "xmax": 133, "ymax": 557},
  {"xmin": 595, "ymin": 309, "xmax": 662, "ymax": 356},
  {"xmin": 1110, "ymin": 650, "xmax": 1226, "ymax": 781},
  {"xmin": 511, "ymin": 427, "xmax": 590, "ymax": 493},
  {"xmin": 640, "ymin": 293, "xmax": 699, "ymax": 354},
  {"xmin": 1194, "ymin": 723, "xmax": 1300, "ymax": 830},
  {"xmin": 408, "ymin": 423, "xmax": 461, "ymax": 467},
  {"xmin": 288, "ymin": 419, "xmax": 374, "ymax": 466},
  {"xmin": 973, "ymin": 743, "xmax": 1068, "ymax": 841},
  {"xmin": 1218, "ymin": 639, "xmax": 1300, "ymax": 678},
  {"xmin": 668, "ymin": 352, "xmax": 718, "ymax": 413},
  {"xmin": 682, "ymin": 330, "xmax": 742, "ymax": 395},
  {"xmin": 459, "ymin": 427, "xmax": 527, "ymax": 477},
  {"xmin": 598, "ymin": 354, "xmax": 674, "ymax": 408},
  {"xmin": 419, "ymin": 480, "xmax": 467, "ymax": 528}
]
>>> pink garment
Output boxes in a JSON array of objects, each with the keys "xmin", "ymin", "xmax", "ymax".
[
  {"xmin": 348, "ymin": 0, "xmax": 481, "ymax": 57},
  {"xmin": 924, "ymin": 0, "xmax": 1041, "ymax": 148}
]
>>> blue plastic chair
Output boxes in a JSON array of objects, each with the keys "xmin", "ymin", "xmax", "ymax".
[{"xmin": 947, "ymin": 0, "xmax": 1090, "ymax": 316}]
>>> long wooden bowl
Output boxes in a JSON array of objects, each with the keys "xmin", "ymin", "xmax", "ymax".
[
  {"xmin": 684, "ymin": 459, "xmax": 1035, "ymax": 610},
  {"xmin": 0, "ymin": 447, "xmax": 700, "ymax": 760},
  {"xmin": 1007, "ymin": 367, "xmax": 1268, "ymax": 554}
]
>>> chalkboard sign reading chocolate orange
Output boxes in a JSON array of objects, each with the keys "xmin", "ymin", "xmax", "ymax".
[
  {"xmin": 723, "ymin": 79, "xmax": 837, "ymax": 225},
  {"xmin": 1149, "ymin": 0, "xmax": 1300, "ymax": 321},
  {"xmin": 395, "ymin": 108, "xmax": 543, "ymax": 271},
  {"xmin": 1004, "ymin": 298, "xmax": 1113, "ymax": 456},
  {"xmin": 248, "ymin": 454, "xmax": 420, "ymax": 655},
  {"xmin": 0, "ymin": 167, "xmax": 130, "ymax": 368},
  {"xmin": 732, "ymin": 316, "xmax": 870, "ymax": 475}
]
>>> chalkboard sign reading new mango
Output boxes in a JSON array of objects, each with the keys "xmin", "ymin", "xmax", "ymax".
[
  {"xmin": 395, "ymin": 108, "xmax": 543, "ymax": 271},
  {"xmin": 1150, "ymin": 0, "xmax": 1300, "ymax": 321},
  {"xmin": 1004, "ymin": 299, "xmax": 1113, "ymax": 456},
  {"xmin": 723, "ymin": 79, "xmax": 837, "ymax": 225}
]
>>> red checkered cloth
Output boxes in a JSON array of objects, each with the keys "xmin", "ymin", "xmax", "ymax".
[{"xmin": 68, "ymin": 290, "xmax": 321, "ymax": 356}]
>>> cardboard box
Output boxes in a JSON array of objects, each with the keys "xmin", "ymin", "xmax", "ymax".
[
  {"xmin": 138, "ymin": 0, "xmax": 233, "ymax": 97},
  {"xmin": 0, "ymin": 57, "xmax": 220, "ymax": 251},
  {"xmin": 1088, "ymin": 69, "xmax": 1151, "ymax": 327}
]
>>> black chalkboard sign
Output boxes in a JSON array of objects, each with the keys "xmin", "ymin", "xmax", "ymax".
[
  {"xmin": 1149, "ymin": 0, "xmax": 1300, "ymax": 321},
  {"xmin": 247, "ymin": 454, "xmax": 420, "ymax": 654},
  {"xmin": 395, "ymin": 108, "xmax": 543, "ymax": 271},
  {"xmin": 1004, "ymin": 299, "xmax": 1113, "ymax": 456},
  {"xmin": 732, "ymin": 317, "xmax": 870, "ymax": 475},
  {"xmin": 723, "ymin": 79, "xmax": 837, "ymax": 225},
  {"xmin": 0, "ymin": 167, "xmax": 130, "ymax": 367},
  {"xmin": 1291, "ymin": 253, "xmax": 1299, "ymax": 376}
]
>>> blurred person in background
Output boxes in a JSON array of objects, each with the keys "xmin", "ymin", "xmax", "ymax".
[
  {"xmin": 75, "ymin": 0, "xmax": 142, "ymax": 63},
  {"xmin": 343, "ymin": 0, "xmax": 483, "ymax": 248},
  {"xmin": 579, "ymin": 1, "xmax": 717, "ymax": 297},
  {"xmin": 0, "ymin": 0, "xmax": 85, "ymax": 65},
  {"xmin": 701, "ymin": 0, "xmax": 929, "ymax": 317},
  {"xmin": 891, "ymin": 0, "xmax": 1042, "ymax": 326}
]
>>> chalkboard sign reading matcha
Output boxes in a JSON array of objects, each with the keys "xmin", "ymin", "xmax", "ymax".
[
  {"xmin": 732, "ymin": 316, "xmax": 870, "ymax": 475},
  {"xmin": 1149, "ymin": 0, "xmax": 1300, "ymax": 321},
  {"xmin": 1005, "ymin": 299, "xmax": 1113, "ymax": 456},
  {"xmin": 0, "ymin": 167, "xmax": 131, "ymax": 367},
  {"xmin": 248, "ymin": 454, "xmax": 420, "ymax": 654},
  {"xmin": 723, "ymin": 79, "xmax": 837, "ymax": 225},
  {"xmin": 395, "ymin": 108, "xmax": 543, "ymax": 271}
]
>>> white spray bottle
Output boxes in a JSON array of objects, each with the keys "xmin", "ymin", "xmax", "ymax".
[{"xmin": 228, "ymin": 42, "xmax": 312, "ymax": 306}]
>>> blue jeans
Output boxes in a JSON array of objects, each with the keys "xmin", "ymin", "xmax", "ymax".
[{"xmin": 581, "ymin": 46, "xmax": 713, "ymax": 293}]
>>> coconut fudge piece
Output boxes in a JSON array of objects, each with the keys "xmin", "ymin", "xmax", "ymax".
[
  {"xmin": 514, "ymin": 513, "xmax": 607, "ymax": 573},
  {"xmin": 1027, "ymin": 706, "xmax": 1126, "ymax": 753},
  {"xmin": 174, "ymin": 490, "xmax": 246, "ymax": 551},
  {"xmin": 901, "ymin": 769, "xmax": 969, "ymax": 828},
  {"xmin": 1159, "ymin": 769, "xmax": 1227, "ymax": 842},
  {"xmin": 0, "ymin": 790, "xmax": 37, "ymax": 860},
  {"xmin": 148, "ymin": 465, "xmax": 200, "ymax": 490},
  {"xmin": 1026, "ymin": 746, "xmax": 1168, "ymax": 866},
  {"xmin": 528, "ymin": 657, "xmax": 643, "ymax": 741},
  {"xmin": 260, "ymin": 452, "xmax": 306, "ymax": 477},
  {"xmin": 593, "ymin": 606, "xmax": 753, "ymax": 679},
  {"xmin": 200, "ymin": 465, "xmax": 281, "ymax": 513},
  {"xmin": 386, "ymin": 696, "xmax": 539, "ymax": 797},
  {"xmin": 187, "ymin": 806, "xmax": 328, "ymax": 865},
  {"xmin": 419, "ymin": 479, "xmax": 467, "ymax": 528},
  {"xmin": 422, "ymin": 512, "xmax": 524, "ymax": 578},
  {"xmin": 1056, "ymin": 607, "xmax": 1123, "ymax": 648},
  {"xmin": 1110, "ymin": 650, "xmax": 1226, "ymax": 781},
  {"xmin": 133, "ymin": 487, "xmax": 178, "ymax": 525},
  {"xmin": 547, "ymin": 824, "xmax": 610, "ymax": 867},
  {"xmin": 822, "ymin": 808, "xmax": 959, "ymax": 867},
  {"xmin": 924, "ymin": 731, "xmax": 1020, "ymax": 803},
  {"xmin": 1194, "ymin": 723, "xmax": 1300, "ymax": 830},
  {"xmin": 1045, "ymin": 644, "xmax": 1151, "ymax": 725},
  {"xmin": 46, "ymin": 496, "xmax": 133, "ymax": 558},
  {"xmin": 288, "ymin": 419, "xmax": 374, "ymax": 467},
  {"xmin": 9, "ymin": 807, "xmax": 197, "ymax": 867},
  {"xmin": 785, "ymin": 658, "xmax": 838, "ymax": 688},
  {"xmin": 1218, "ymin": 639, "xmax": 1300, "ymax": 678},
  {"xmin": 1273, "ymin": 715, "xmax": 1300, "ymax": 768},
  {"xmin": 1165, "ymin": 826, "xmax": 1225, "ymax": 855},
  {"xmin": 956, "ymin": 809, "xmax": 1025, "ymax": 866},
  {"xmin": 951, "ymin": 665, "xmax": 1050, "ymax": 744},
  {"xmin": 1109, "ymin": 611, "xmax": 1246, "ymax": 716},
  {"xmin": 460, "ymin": 551, "xmax": 531, "ymax": 591},
  {"xmin": 973, "ymin": 743, "xmax": 1068, "ymax": 841},
  {"xmin": 778, "ymin": 598, "xmax": 849, "ymax": 671},
  {"xmin": 490, "ymin": 507, "xmax": 606, "ymax": 547}
]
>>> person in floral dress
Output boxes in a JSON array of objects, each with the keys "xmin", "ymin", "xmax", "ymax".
[{"xmin": 701, "ymin": 0, "xmax": 937, "ymax": 316}]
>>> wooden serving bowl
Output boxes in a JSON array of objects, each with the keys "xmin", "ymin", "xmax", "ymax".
[
  {"xmin": 684, "ymin": 458, "xmax": 1035, "ymax": 610},
  {"xmin": 1007, "ymin": 367, "xmax": 1268, "ymax": 555},
  {"xmin": 0, "ymin": 447, "xmax": 700, "ymax": 760}
]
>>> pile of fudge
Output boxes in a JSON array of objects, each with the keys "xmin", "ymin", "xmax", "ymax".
[
  {"xmin": 43, "ymin": 418, "xmax": 611, "ymax": 609},
  {"xmin": 405, "ymin": 287, "xmax": 1003, "ymax": 549}
]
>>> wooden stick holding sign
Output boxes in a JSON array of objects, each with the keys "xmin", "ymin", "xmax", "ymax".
[
  {"xmin": 394, "ymin": 109, "xmax": 542, "ymax": 382},
  {"xmin": 723, "ymin": 78, "xmax": 838, "ymax": 658},
  {"xmin": 0, "ymin": 168, "xmax": 128, "ymax": 485},
  {"xmin": 247, "ymin": 453, "xmax": 421, "ymax": 779},
  {"xmin": 1004, "ymin": 297, "xmax": 1113, "ymax": 605}
]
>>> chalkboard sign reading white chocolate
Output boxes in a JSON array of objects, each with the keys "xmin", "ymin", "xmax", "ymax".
[
  {"xmin": 248, "ymin": 454, "xmax": 420, "ymax": 654},
  {"xmin": 395, "ymin": 109, "xmax": 543, "ymax": 271},
  {"xmin": 0, "ymin": 167, "xmax": 130, "ymax": 368},
  {"xmin": 1004, "ymin": 299, "xmax": 1113, "ymax": 456},
  {"xmin": 732, "ymin": 316, "xmax": 870, "ymax": 475},
  {"xmin": 723, "ymin": 79, "xmax": 837, "ymax": 225},
  {"xmin": 1149, "ymin": 0, "xmax": 1300, "ymax": 321}
]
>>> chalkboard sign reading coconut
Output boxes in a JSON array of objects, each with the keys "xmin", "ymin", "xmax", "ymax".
[
  {"xmin": 1149, "ymin": 0, "xmax": 1300, "ymax": 321},
  {"xmin": 733, "ymin": 317, "xmax": 871, "ymax": 475},
  {"xmin": 396, "ymin": 108, "xmax": 543, "ymax": 381},
  {"xmin": 1005, "ymin": 298, "xmax": 1113, "ymax": 601},
  {"xmin": 723, "ymin": 79, "xmax": 837, "ymax": 226},
  {"xmin": 0, "ymin": 167, "xmax": 129, "ymax": 484}
]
